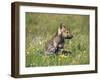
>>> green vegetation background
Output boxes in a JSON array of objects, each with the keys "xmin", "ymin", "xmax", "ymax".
[{"xmin": 26, "ymin": 12, "xmax": 89, "ymax": 67}]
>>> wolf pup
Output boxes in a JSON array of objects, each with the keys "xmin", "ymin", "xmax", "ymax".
[{"xmin": 47, "ymin": 23, "xmax": 73, "ymax": 54}]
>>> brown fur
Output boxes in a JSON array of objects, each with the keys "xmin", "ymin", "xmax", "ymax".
[{"xmin": 47, "ymin": 23, "xmax": 73, "ymax": 54}]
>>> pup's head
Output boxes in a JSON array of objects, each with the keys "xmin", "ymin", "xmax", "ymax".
[{"xmin": 58, "ymin": 23, "xmax": 73, "ymax": 39}]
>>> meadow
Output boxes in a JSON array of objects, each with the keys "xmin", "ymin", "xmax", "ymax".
[{"xmin": 25, "ymin": 12, "xmax": 89, "ymax": 67}]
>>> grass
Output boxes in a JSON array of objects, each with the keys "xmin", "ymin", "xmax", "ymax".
[{"xmin": 25, "ymin": 12, "xmax": 89, "ymax": 67}]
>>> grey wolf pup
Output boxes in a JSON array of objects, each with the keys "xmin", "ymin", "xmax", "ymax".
[{"xmin": 47, "ymin": 23, "xmax": 73, "ymax": 54}]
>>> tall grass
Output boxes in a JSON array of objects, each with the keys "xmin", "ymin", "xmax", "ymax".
[{"xmin": 25, "ymin": 12, "xmax": 89, "ymax": 67}]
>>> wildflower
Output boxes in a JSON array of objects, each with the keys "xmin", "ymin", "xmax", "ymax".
[
  {"xmin": 83, "ymin": 50, "xmax": 86, "ymax": 53},
  {"xmin": 59, "ymin": 54, "xmax": 65, "ymax": 58},
  {"xmin": 58, "ymin": 58, "xmax": 61, "ymax": 61},
  {"xmin": 26, "ymin": 51, "xmax": 29, "ymax": 55},
  {"xmin": 30, "ymin": 64, "xmax": 33, "ymax": 66},
  {"xmin": 39, "ymin": 41, "xmax": 43, "ymax": 45},
  {"xmin": 69, "ymin": 41, "xmax": 72, "ymax": 44}
]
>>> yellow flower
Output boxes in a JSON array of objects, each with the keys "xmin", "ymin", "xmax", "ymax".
[
  {"xmin": 58, "ymin": 58, "xmax": 61, "ymax": 61},
  {"xmin": 64, "ymin": 56, "xmax": 67, "ymax": 58},
  {"xmin": 59, "ymin": 54, "xmax": 65, "ymax": 58},
  {"xmin": 83, "ymin": 50, "xmax": 86, "ymax": 53},
  {"xmin": 69, "ymin": 41, "xmax": 72, "ymax": 44},
  {"xmin": 26, "ymin": 51, "xmax": 29, "ymax": 55}
]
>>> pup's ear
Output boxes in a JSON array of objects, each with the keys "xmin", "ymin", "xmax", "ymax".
[
  {"xmin": 58, "ymin": 23, "xmax": 65, "ymax": 35},
  {"xmin": 58, "ymin": 26, "xmax": 62, "ymax": 35},
  {"xmin": 60, "ymin": 23, "xmax": 66, "ymax": 32},
  {"xmin": 60, "ymin": 23, "xmax": 65, "ymax": 29}
]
